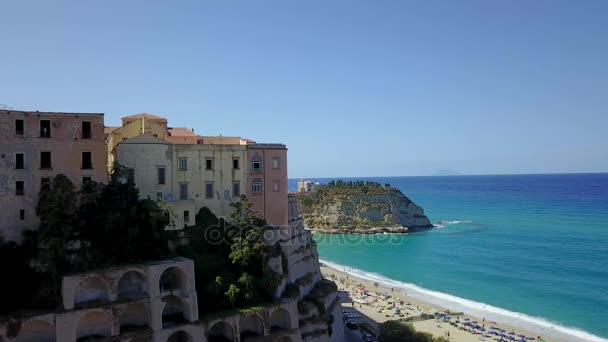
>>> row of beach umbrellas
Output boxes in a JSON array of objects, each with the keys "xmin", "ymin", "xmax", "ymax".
[{"xmin": 436, "ymin": 313, "xmax": 542, "ymax": 341}]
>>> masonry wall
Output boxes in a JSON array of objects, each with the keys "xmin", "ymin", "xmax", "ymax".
[
  {"xmin": 0, "ymin": 110, "xmax": 106, "ymax": 242},
  {"xmin": 246, "ymin": 145, "xmax": 288, "ymax": 227}
]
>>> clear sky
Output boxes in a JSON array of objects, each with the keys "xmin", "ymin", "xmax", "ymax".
[{"xmin": 1, "ymin": 0, "xmax": 607, "ymax": 177}]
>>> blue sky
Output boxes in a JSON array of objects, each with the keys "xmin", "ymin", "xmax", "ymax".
[{"xmin": 1, "ymin": 0, "xmax": 607, "ymax": 177}]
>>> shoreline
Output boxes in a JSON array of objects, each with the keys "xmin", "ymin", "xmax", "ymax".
[
  {"xmin": 321, "ymin": 260, "xmax": 605, "ymax": 342},
  {"xmin": 308, "ymin": 225, "xmax": 435, "ymax": 235}
]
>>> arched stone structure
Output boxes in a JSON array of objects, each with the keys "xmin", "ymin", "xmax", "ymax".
[
  {"xmin": 74, "ymin": 276, "xmax": 110, "ymax": 308},
  {"xmin": 239, "ymin": 313, "xmax": 264, "ymax": 341},
  {"xmin": 208, "ymin": 320, "xmax": 234, "ymax": 342},
  {"xmin": 167, "ymin": 330, "xmax": 193, "ymax": 342},
  {"xmin": 159, "ymin": 266, "xmax": 187, "ymax": 294},
  {"xmin": 119, "ymin": 302, "xmax": 149, "ymax": 332},
  {"xmin": 269, "ymin": 307, "xmax": 292, "ymax": 332},
  {"xmin": 117, "ymin": 270, "xmax": 147, "ymax": 299},
  {"xmin": 161, "ymin": 295, "xmax": 186, "ymax": 328},
  {"xmin": 16, "ymin": 320, "xmax": 55, "ymax": 342},
  {"xmin": 76, "ymin": 311, "xmax": 112, "ymax": 341}
]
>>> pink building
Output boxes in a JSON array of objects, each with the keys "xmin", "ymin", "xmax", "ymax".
[
  {"xmin": 246, "ymin": 144, "xmax": 288, "ymax": 227},
  {"xmin": 0, "ymin": 110, "xmax": 107, "ymax": 242}
]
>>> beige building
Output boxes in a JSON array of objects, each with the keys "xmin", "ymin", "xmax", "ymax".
[{"xmin": 0, "ymin": 110, "xmax": 107, "ymax": 243}]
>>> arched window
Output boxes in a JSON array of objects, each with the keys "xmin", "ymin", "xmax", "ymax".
[
  {"xmin": 208, "ymin": 321, "xmax": 234, "ymax": 342},
  {"xmin": 117, "ymin": 270, "xmax": 146, "ymax": 299},
  {"xmin": 74, "ymin": 276, "xmax": 110, "ymax": 308},
  {"xmin": 119, "ymin": 302, "xmax": 148, "ymax": 332},
  {"xmin": 161, "ymin": 295, "xmax": 186, "ymax": 328},
  {"xmin": 159, "ymin": 266, "xmax": 187, "ymax": 294},
  {"xmin": 16, "ymin": 320, "xmax": 55, "ymax": 342},
  {"xmin": 270, "ymin": 308, "xmax": 292, "ymax": 332},
  {"xmin": 167, "ymin": 331, "xmax": 193, "ymax": 342},
  {"xmin": 239, "ymin": 314, "xmax": 264, "ymax": 340},
  {"xmin": 252, "ymin": 178, "xmax": 263, "ymax": 193},
  {"xmin": 76, "ymin": 311, "xmax": 112, "ymax": 341},
  {"xmin": 251, "ymin": 154, "xmax": 263, "ymax": 172}
]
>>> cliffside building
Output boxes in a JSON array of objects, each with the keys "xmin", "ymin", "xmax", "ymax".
[
  {"xmin": 0, "ymin": 110, "xmax": 107, "ymax": 242},
  {"xmin": 110, "ymin": 113, "xmax": 288, "ymax": 227}
]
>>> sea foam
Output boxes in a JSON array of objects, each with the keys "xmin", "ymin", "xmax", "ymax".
[{"xmin": 321, "ymin": 259, "xmax": 608, "ymax": 342}]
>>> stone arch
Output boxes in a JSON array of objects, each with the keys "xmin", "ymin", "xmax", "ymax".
[
  {"xmin": 270, "ymin": 307, "xmax": 292, "ymax": 332},
  {"xmin": 159, "ymin": 266, "xmax": 187, "ymax": 293},
  {"xmin": 161, "ymin": 295, "xmax": 187, "ymax": 328},
  {"xmin": 167, "ymin": 330, "xmax": 193, "ymax": 342},
  {"xmin": 74, "ymin": 275, "xmax": 110, "ymax": 308},
  {"xmin": 16, "ymin": 320, "xmax": 55, "ymax": 342},
  {"xmin": 76, "ymin": 311, "xmax": 112, "ymax": 341},
  {"xmin": 239, "ymin": 313, "xmax": 264, "ymax": 341},
  {"xmin": 117, "ymin": 270, "xmax": 147, "ymax": 299},
  {"xmin": 119, "ymin": 302, "xmax": 149, "ymax": 332},
  {"xmin": 208, "ymin": 320, "xmax": 234, "ymax": 342}
]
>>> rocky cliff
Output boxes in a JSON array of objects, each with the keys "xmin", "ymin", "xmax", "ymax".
[{"xmin": 296, "ymin": 181, "xmax": 432, "ymax": 234}]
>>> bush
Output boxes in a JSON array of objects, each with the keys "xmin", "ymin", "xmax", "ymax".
[{"xmin": 379, "ymin": 320, "xmax": 447, "ymax": 342}]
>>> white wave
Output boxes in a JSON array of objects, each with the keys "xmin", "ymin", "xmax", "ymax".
[
  {"xmin": 321, "ymin": 259, "xmax": 608, "ymax": 342},
  {"xmin": 433, "ymin": 224, "xmax": 446, "ymax": 228},
  {"xmin": 436, "ymin": 220, "xmax": 473, "ymax": 225}
]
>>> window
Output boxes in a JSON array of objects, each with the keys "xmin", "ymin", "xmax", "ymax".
[
  {"xmin": 179, "ymin": 158, "xmax": 187, "ymax": 171},
  {"xmin": 20, "ymin": 209, "xmax": 25, "ymax": 221},
  {"xmin": 205, "ymin": 158, "xmax": 213, "ymax": 170},
  {"xmin": 16, "ymin": 153, "xmax": 24, "ymax": 169},
  {"xmin": 158, "ymin": 167, "xmax": 166, "ymax": 185},
  {"xmin": 157, "ymin": 192, "xmax": 163, "ymax": 201},
  {"xmin": 272, "ymin": 158, "xmax": 280, "ymax": 169},
  {"xmin": 184, "ymin": 210, "xmax": 190, "ymax": 224},
  {"xmin": 82, "ymin": 177, "xmax": 91, "ymax": 184},
  {"xmin": 251, "ymin": 154, "xmax": 262, "ymax": 171},
  {"xmin": 40, "ymin": 151, "xmax": 51, "ymax": 169},
  {"xmin": 16, "ymin": 181, "xmax": 24, "ymax": 196},
  {"xmin": 197, "ymin": 139, "xmax": 204, "ymax": 144},
  {"xmin": 233, "ymin": 182, "xmax": 240, "ymax": 197},
  {"xmin": 273, "ymin": 180, "xmax": 280, "ymax": 192},
  {"xmin": 205, "ymin": 182, "xmax": 214, "ymax": 199},
  {"xmin": 252, "ymin": 179, "xmax": 263, "ymax": 193},
  {"xmin": 233, "ymin": 158, "xmax": 240, "ymax": 170},
  {"xmin": 126, "ymin": 168, "xmax": 135, "ymax": 184},
  {"xmin": 179, "ymin": 183, "xmax": 188, "ymax": 200},
  {"xmin": 41, "ymin": 178, "xmax": 50, "ymax": 190},
  {"xmin": 82, "ymin": 121, "xmax": 91, "ymax": 139},
  {"xmin": 15, "ymin": 119, "xmax": 24, "ymax": 135},
  {"xmin": 82, "ymin": 152, "xmax": 92, "ymax": 169},
  {"xmin": 40, "ymin": 120, "xmax": 51, "ymax": 138}
]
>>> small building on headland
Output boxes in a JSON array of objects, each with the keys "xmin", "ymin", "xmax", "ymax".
[{"xmin": 297, "ymin": 179, "xmax": 321, "ymax": 193}]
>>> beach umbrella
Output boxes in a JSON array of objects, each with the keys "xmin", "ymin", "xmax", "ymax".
[
  {"xmin": 509, "ymin": 331, "xmax": 515, "ymax": 335},
  {"xmin": 478, "ymin": 328, "xmax": 486, "ymax": 332},
  {"xmin": 499, "ymin": 334, "xmax": 507, "ymax": 337},
  {"xmin": 518, "ymin": 334, "xmax": 526, "ymax": 338},
  {"xmin": 508, "ymin": 337, "xmax": 515, "ymax": 341},
  {"xmin": 500, "ymin": 329, "xmax": 506, "ymax": 333},
  {"xmin": 464, "ymin": 318, "xmax": 470, "ymax": 321},
  {"xmin": 526, "ymin": 338, "xmax": 535, "ymax": 340},
  {"xmin": 472, "ymin": 321, "xmax": 478, "ymax": 324},
  {"xmin": 490, "ymin": 326, "xmax": 499, "ymax": 330}
]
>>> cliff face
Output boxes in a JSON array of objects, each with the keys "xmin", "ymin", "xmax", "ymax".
[{"xmin": 297, "ymin": 184, "xmax": 432, "ymax": 233}]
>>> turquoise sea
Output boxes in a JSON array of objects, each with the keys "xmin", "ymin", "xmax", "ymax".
[{"xmin": 288, "ymin": 174, "xmax": 608, "ymax": 342}]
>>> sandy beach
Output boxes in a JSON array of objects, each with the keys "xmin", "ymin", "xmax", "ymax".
[{"xmin": 321, "ymin": 263, "xmax": 560, "ymax": 342}]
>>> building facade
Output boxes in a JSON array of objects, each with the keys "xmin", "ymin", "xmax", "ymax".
[
  {"xmin": 246, "ymin": 144, "xmax": 288, "ymax": 227},
  {"xmin": 0, "ymin": 110, "xmax": 106, "ymax": 242}
]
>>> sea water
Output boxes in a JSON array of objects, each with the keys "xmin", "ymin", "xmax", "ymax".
[{"xmin": 288, "ymin": 174, "xmax": 608, "ymax": 342}]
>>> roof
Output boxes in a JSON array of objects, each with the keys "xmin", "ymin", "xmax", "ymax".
[
  {"xmin": 1, "ymin": 109, "xmax": 104, "ymax": 116},
  {"xmin": 104, "ymin": 126, "xmax": 120, "ymax": 135},
  {"xmin": 121, "ymin": 112, "xmax": 167, "ymax": 122},
  {"xmin": 168, "ymin": 127, "xmax": 196, "ymax": 137},
  {"xmin": 119, "ymin": 134, "xmax": 169, "ymax": 145}
]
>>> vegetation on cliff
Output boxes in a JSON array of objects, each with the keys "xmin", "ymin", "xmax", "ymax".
[
  {"xmin": 297, "ymin": 179, "xmax": 432, "ymax": 232},
  {"xmin": 0, "ymin": 163, "xmax": 283, "ymax": 317},
  {"xmin": 379, "ymin": 320, "xmax": 449, "ymax": 342}
]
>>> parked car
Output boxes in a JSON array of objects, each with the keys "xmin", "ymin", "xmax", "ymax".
[{"xmin": 345, "ymin": 321, "xmax": 358, "ymax": 330}]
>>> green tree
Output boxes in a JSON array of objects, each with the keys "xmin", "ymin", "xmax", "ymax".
[{"xmin": 225, "ymin": 284, "xmax": 240, "ymax": 308}]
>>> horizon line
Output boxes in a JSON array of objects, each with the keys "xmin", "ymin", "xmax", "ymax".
[{"xmin": 288, "ymin": 171, "xmax": 608, "ymax": 179}]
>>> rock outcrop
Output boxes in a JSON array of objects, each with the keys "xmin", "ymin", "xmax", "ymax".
[{"xmin": 296, "ymin": 182, "xmax": 432, "ymax": 234}]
